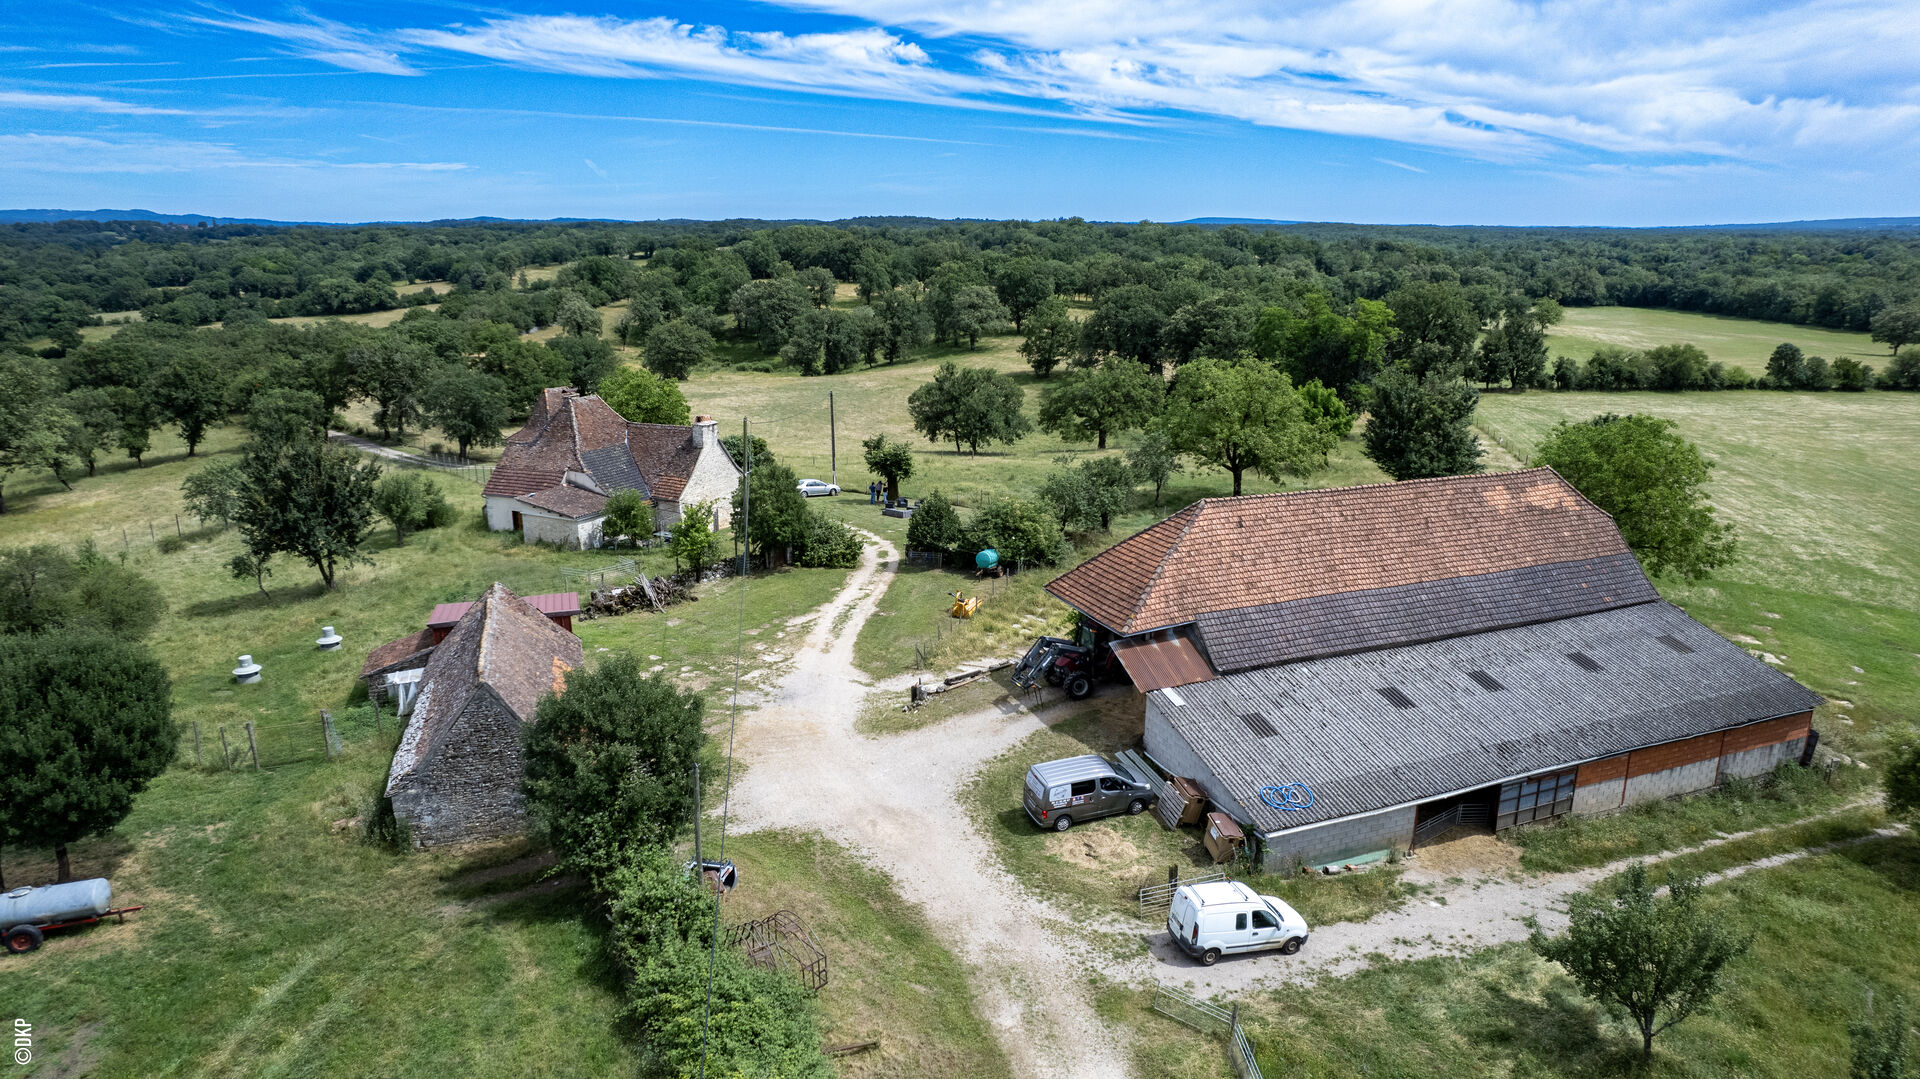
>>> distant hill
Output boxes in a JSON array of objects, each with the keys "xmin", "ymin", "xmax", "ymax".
[{"xmin": 3, "ymin": 208, "xmax": 1917, "ymax": 232}]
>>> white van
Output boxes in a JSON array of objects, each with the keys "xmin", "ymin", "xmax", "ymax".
[{"xmin": 1167, "ymin": 881, "xmax": 1310, "ymax": 966}]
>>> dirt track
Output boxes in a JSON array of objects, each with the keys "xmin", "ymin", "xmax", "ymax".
[{"xmin": 724, "ymin": 532, "xmax": 1877, "ymax": 1075}]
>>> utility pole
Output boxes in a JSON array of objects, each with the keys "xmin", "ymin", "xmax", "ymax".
[{"xmin": 828, "ymin": 391, "xmax": 837, "ymax": 489}]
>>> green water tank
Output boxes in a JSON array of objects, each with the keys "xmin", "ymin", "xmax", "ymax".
[{"xmin": 975, "ymin": 549, "xmax": 1000, "ymax": 570}]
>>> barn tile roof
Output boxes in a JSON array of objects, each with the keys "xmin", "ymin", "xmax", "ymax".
[
  {"xmin": 483, "ymin": 465, "xmax": 566, "ymax": 498},
  {"xmin": 1047, "ymin": 469, "xmax": 1632, "ymax": 637},
  {"xmin": 360, "ymin": 628, "xmax": 436, "ymax": 680},
  {"xmin": 1157, "ymin": 602, "xmax": 1823, "ymax": 835},
  {"xmin": 428, "ymin": 591, "xmax": 581, "ymax": 629},
  {"xmin": 387, "ymin": 583, "xmax": 582, "ymax": 791},
  {"xmin": 516, "ymin": 484, "xmax": 609, "ymax": 519}
]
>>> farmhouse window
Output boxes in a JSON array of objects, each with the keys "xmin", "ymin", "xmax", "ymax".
[{"xmin": 1496, "ymin": 768, "xmax": 1578, "ymax": 830}]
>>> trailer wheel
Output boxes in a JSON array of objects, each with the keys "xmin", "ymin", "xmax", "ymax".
[
  {"xmin": 1065, "ymin": 674, "xmax": 1094, "ymax": 700},
  {"xmin": 4, "ymin": 925, "xmax": 42, "ymax": 954},
  {"xmin": 1280, "ymin": 936, "xmax": 1304, "ymax": 955}
]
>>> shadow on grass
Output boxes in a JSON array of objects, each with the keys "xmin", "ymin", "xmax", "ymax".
[
  {"xmin": 182, "ymin": 579, "xmax": 330, "ymax": 618},
  {"xmin": 1476, "ymin": 978, "xmax": 1642, "ymax": 1077},
  {"xmin": 1837, "ymin": 832, "xmax": 1920, "ymax": 893}
]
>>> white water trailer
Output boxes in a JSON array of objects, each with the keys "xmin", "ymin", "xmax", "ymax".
[{"xmin": 3, "ymin": 879, "xmax": 143, "ymax": 954}]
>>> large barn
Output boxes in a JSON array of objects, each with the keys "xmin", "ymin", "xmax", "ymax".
[{"xmin": 1045, "ymin": 469, "xmax": 1823, "ymax": 871}]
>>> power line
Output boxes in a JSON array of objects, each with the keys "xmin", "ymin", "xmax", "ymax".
[{"xmin": 699, "ymin": 418, "xmax": 751, "ymax": 1079}]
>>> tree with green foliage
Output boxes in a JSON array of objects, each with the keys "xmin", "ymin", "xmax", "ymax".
[
  {"xmin": 942, "ymin": 284, "xmax": 1010, "ymax": 349},
  {"xmin": 1647, "ymin": 343, "xmax": 1711, "ymax": 391},
  {"xmin": 965, "ymin": 496, "xmax": 1068, "ymax": 566},
  {"xmin": 1041, "ymin": 456, "xmax": 1134, "ymax": 533},
  {"xmin": 1881, "ymin": 349, "xmax": 1920, "ymax": 391},
  {"xmin": 1872, "ymin": 302, "xmax": 1920, "ymax": 358},
  {"xmin": 1531, "ymin": 862, "xmax": 1751, "ymax": 1062},
  {"xmin": 906, "ymin": 489, "xmax": 965, "ymax": 553},
  {"xmin": 469, "ymin": 323, "xmax": 567, "ymax": 410},
  {"xmin": 348, "ymin": 334, "xmax": 432, "ymax": 440},
  {"xmin": 522, "ymin": 652, "xmax": 705, "ymax": 872},
  {"xmin": 1385, "ymin": 281, "xmax": 1481, "ymax": 376},
  {"xmin": 554, "ymin": 291, "xmax": 602, "ymax": 338},
  {"xmin": 907, "ymin": 362, "xmax": 1032, "ymax": 456},
  {"xmin": 1362, "ymin": 366, "xmax": 1484, "ymax": 481},
  {"xmin": 1163, "ymin": 357, "xmax": 1336, "ymax": 495},
  {"xmin": 0, "ymin": 543, "xmax": 166, "ymax": 640},
  {"xmin": 1533, "ymin": 414, "xmax": 1737, "ymax": 579},
  {"xmin": 1128, "ymin": 427, "xmax": 1185, "ymax": 508},
  {"xmin": 1476, "ymin": 296, "xmax": 1554, "ymax": 390},
  {"xmin": 731, "ymin": 460, "xmax": 811, "ymax": 564},
  {"xmin": 545, "ymin": 335, "xmax": 619, "ymax": 395},
  {"xmin": 422, "ymin": 365, "xmax": 509, "ymax": 459},
  {"xmin": 597, "ymin": 365, "xmax": 690, "ymax": 426},
  {"xmin": 720, "ymin": 432, "xmax": 772, "ymax": 471},
  {"xmin": 1038, "ymin": 358, "xmax": 1160, "ymax": 450},
  {"xmin": 666, "ymin": 499, "xmax": 722, "ymax": 572},
  {"xmin": 873, "ymin": 285, "xmax": 931, "ymax": 364},
  {"xmin": 1019, "ymin": 295, "xmax": 1080, "ymax": 378},
  {"xmin": 0, "ymin": 351, "xmax": 70, "ymax": 513},
  {"xmin": 861, "ymin": 434, "xmax": 915, "ymax": 500},
  {"xmin": 110, "ymin": 386, "xmax": 154, "ymax": 466},
  {"xmin": 643, "ymin": 318, "xmax": 714, "ymax": 381},
  {"xmin": 595, "ymin": 488, "xmax": 647, "ymax": 547},
  {"xmin": 1851, "ymin": 996, "xmax": 1913, "ymax": 1079},
  {"xmin": 149, "ymin": 349, "xmax": 227, "ymax": 455},
  {"xmin": 0, "ymin": 631, "xmax": 175, "ymax": 881},
  {"xmin": 798, "ymin": 513, "xmax": 862, "ymax": 567},
  {"xmin": 731, "ymin": 277, "xmax": 813, "ymax": 352},
  {"xmin": 55, "ymin": 387, "xmax": 121, "ymax": 478},
  {"xmin": 370, "ymin": 471, "xmax": 449, "ymax": 545},
  {"xmin": 1832, "ymin": 356, "xmax": 1876, "ymax": 391},
  {"xmin": 221, "ymin": 433, "xmax": 382, "ymax": 590},
  {"xmin": 1765, "ymin": 342, "xmax": 1806, "ymax": 388},
  {"xmin": 993, "ymin": 257, "xmax": 1055, "ymax": 331},
  {"xmin": 1296, "ymin": 378, "xmax": 1355, "ymax": 441}
]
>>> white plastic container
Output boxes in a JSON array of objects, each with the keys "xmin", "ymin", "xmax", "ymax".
[{"xmin": 0, "ymin": 879, "xmax": 112, "ymax": 926}]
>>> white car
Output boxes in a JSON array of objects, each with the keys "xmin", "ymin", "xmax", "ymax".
[
  {"xmin": 1167, "ymin": 881, "xmax": 1310, "ymax": 966},
  {"xmin": 796, "ymin": 479, "xmax": 840, "ymax": 497}
]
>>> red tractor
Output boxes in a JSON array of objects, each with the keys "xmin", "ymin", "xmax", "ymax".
[{"xmin": 1011, "ymin": 636, "xmax": 1119, "ymax": 700}]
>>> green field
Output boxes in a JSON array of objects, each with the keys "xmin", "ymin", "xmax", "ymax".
[
  {"xmin": 1548, "ymin": 306, "xmax": 1885, "ymax": 374},
  {"xmin": 1478, "ymin": 391, "xmax": 1920, "ymax": 743}
]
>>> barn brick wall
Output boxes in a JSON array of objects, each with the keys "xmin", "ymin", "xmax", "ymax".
[
  {"xmin": 1259, "ymin": 807, "xmax": 1417, "ymax": 873},
  {"xmin": 391, "ymin": 691, "xmax": 531, "ymax": 847},
  {"xmin": 1570, "ymin": 711, "xmax": 1814, "ymax": 816},
  {"xmin": 1577, "ymin": 754, "xmax": 1628, "ymax": 787}
]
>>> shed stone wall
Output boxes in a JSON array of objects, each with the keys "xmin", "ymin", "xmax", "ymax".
[{"xmin": 389, "ymin": 689, "xmax": 530, "ymax": 847}]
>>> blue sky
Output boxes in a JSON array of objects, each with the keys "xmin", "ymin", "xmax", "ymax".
[{"xmin": 3, "ymin": 1, "xmax": 1915, "ymax": 225}]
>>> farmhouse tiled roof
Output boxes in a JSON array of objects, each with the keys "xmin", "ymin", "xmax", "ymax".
[
  {"xmin": 1161, "ymin": 602, "xmax": 1824, "ymax": 835},
  {"xmin": 516, "ymin": 484, "xmax": 609, "ymax": 519},
  {"xmin": 387, "ymin": 583, "xmax": 581, "ymax": 789},
  {"xmin": 427, "ymin": 591, "xmax": 581, "ymax": 629},
  {"xmin": 485, "ymin": 391, "xmax": 730, "ymax": 510},
  {"xmin": 1047, "ymin": 469, "xmax": 1634, "ymax": 637}
]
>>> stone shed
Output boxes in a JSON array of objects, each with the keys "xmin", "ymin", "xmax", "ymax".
[{"xmin": 384, "ymin": 583, "xmax": 583, "ymax": 847}]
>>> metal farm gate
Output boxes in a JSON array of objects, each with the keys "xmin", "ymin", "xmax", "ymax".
[{"xmin": 1150, "ymin": 982, "xmax": 1265, "ymax": 1079}]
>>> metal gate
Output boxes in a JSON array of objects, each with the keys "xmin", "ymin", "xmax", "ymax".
[
  {"xmin": 1138, "ymin": 870, "xmax": 1227, "ymax": 918},
  {"xmin": 1150, "ymin": 982, "xmax": 1265, "ymax": 1079}
]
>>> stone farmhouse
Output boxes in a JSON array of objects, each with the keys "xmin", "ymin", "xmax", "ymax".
[
  {"xmin": 481, "ymin": 387, "xmax": 741, "ymax": 548},
  {"xmin": 384, "ymin": 583, "xmax": 583, "ymax": 847},
  {"xmin": 1046, "ymin": 468, "xmax": 1823, "ymax": 872},
  {"xmin": 358, "ymin": 591, "xmax": 579, "ymax": 712}
]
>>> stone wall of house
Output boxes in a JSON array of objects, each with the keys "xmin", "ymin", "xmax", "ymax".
[
  {"xmin": 389, "ymin": 690, "xmax": 531, "ymax": 847},
  {"xmin": 520, "ymin": 509, "xmax": 601, "ymax": 549},
  {"xmin": 680, "ymin": 439, "xmax": 742, "ymax": 528},
  {"xmin": 483, "ymin": 495, "xmax": 521, "ymax": 532}
]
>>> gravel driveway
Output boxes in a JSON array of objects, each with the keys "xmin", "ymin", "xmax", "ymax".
[{"xmin": 723, "ymin": 532, "xmax": 1875, "ymax": 1074}]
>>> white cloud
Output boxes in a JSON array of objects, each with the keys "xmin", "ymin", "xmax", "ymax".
[
  {"xmin": 0, "ymin": 133, "xmax": 465, "ymax": 174},
  {"xmin": 188, "ymin": 10, "xmax": 420, "ymax": 75},
  {"xmin": 0, "ymin": 90, "xmax": 188, "ymax": 115}
]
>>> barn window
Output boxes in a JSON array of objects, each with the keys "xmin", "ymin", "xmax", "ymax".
[
  {"xmin": 1566, "ymin": 652, "xmax": 1603, "ymax": 672},
  {"xmin": 1240, "ymin": 713, "xmax": 1279, "ymax": 737},
  {"xmin": 1376, "ymin": 686, "xmax": 1417, "ymax": 709},
  {"xmin": 1496, "ymin": 768, "xmax": 1579, "ymax": 830},
  {"xmin": 1466, "ymin": 670, "xmax": 1505, "ymax": 692}
]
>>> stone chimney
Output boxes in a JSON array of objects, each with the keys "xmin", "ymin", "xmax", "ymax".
[{"xmin": 692, "ymin": 415, "xmax": 717, "ymax": 448}]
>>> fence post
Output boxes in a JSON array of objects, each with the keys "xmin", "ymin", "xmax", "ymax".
[
  {"xmin": 246, "ymin": 721, "xmax": 260, "ymax": 770},
  {"xmin": 321, "ymin": 710, "xmax": 335, "ymax": 759},
  {"xmin": 219, "ymin": 725, "xmax": 231, "ymax": 770},
  {"xmin": 122, "ymin": 527, "xmax": 129, "ymax": 552},
  {"xmin": 149, "ymin": 521, "xmax": 156, "ymax": 542},
  {"xmin": 175, "ymin": 514, "xmax": 182, "ymax": 537},
  {"xmin": 193, "ymin": 721, "xmax": 202, "ymax": 767}
]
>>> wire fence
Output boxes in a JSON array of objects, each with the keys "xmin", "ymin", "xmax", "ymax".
[{"xmin": 176, "ymin": 703, "xmax": 397, "ymax": 771}]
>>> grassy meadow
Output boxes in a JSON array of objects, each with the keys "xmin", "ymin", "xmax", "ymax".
[{"xmin": 1548, "ymin": 306, "xmax": 1885, "ymax": 375}]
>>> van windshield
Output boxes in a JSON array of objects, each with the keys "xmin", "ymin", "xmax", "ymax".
[{"xmin": 1110, "ymin": 760, "xmax": 1138, "ymax": 785}]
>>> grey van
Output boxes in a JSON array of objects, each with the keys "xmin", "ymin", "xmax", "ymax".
[{"xmin": 1022, "ymin": 754, "xmax": 1157, "ymax": 831}]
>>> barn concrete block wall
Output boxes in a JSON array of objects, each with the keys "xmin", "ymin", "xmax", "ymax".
[
  {"xmin": 1144, "ymin": 699, "xmax": 1254, "ymax": 823},
  {"xmin": 1569, "ymin": 711, "xmax": 1813, "ymax": 816},
  {"xmin": 1259, "ymin": 806, "xmax": 1417, "ymax": 872},
  {"xmin": 390, "ymin": 689, "xmax": 530, "ymax": 847},
  {"xmin": 1625, "ymin": 758, "xmax": 1722, "ymax": 805}
]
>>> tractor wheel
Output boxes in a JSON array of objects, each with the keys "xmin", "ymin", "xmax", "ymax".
[
  {"xmin": 4, "ymin": 925, "xmax": 43, "ymax": 954},
  {"xmin": 1066, "ymin": 674, "xmax": 1094, "ymax": 700}
]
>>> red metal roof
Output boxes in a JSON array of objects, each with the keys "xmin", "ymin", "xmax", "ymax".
[
  {"xmin": 428, "ymin": 591, "xmax": 580, "ymax": 628},
  {"xmin": 1111, "ymin": 635, "xmax": 1214, "ymax": 692}
]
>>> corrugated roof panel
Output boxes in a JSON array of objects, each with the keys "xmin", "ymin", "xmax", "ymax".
[
  {"xmin": 1111, "ymin": 635, "xmax": 1214, "ymax": 692},
  {"xmin": 1154, "ymin": 602, "xmax": 1824, "ymax": 836}
]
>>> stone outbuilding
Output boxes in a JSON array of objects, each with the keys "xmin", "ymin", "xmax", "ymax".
[
  {"xmin": 1045, "ymin": 469, "xmax": 1824, "ymax": 872},
  {"xmin": 384, "ymin": 583, "xmax": 583, "ymax": 847},
  {"xmin": 480, "ymin": 387, "xmax": 742, "ymax": 547}
]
